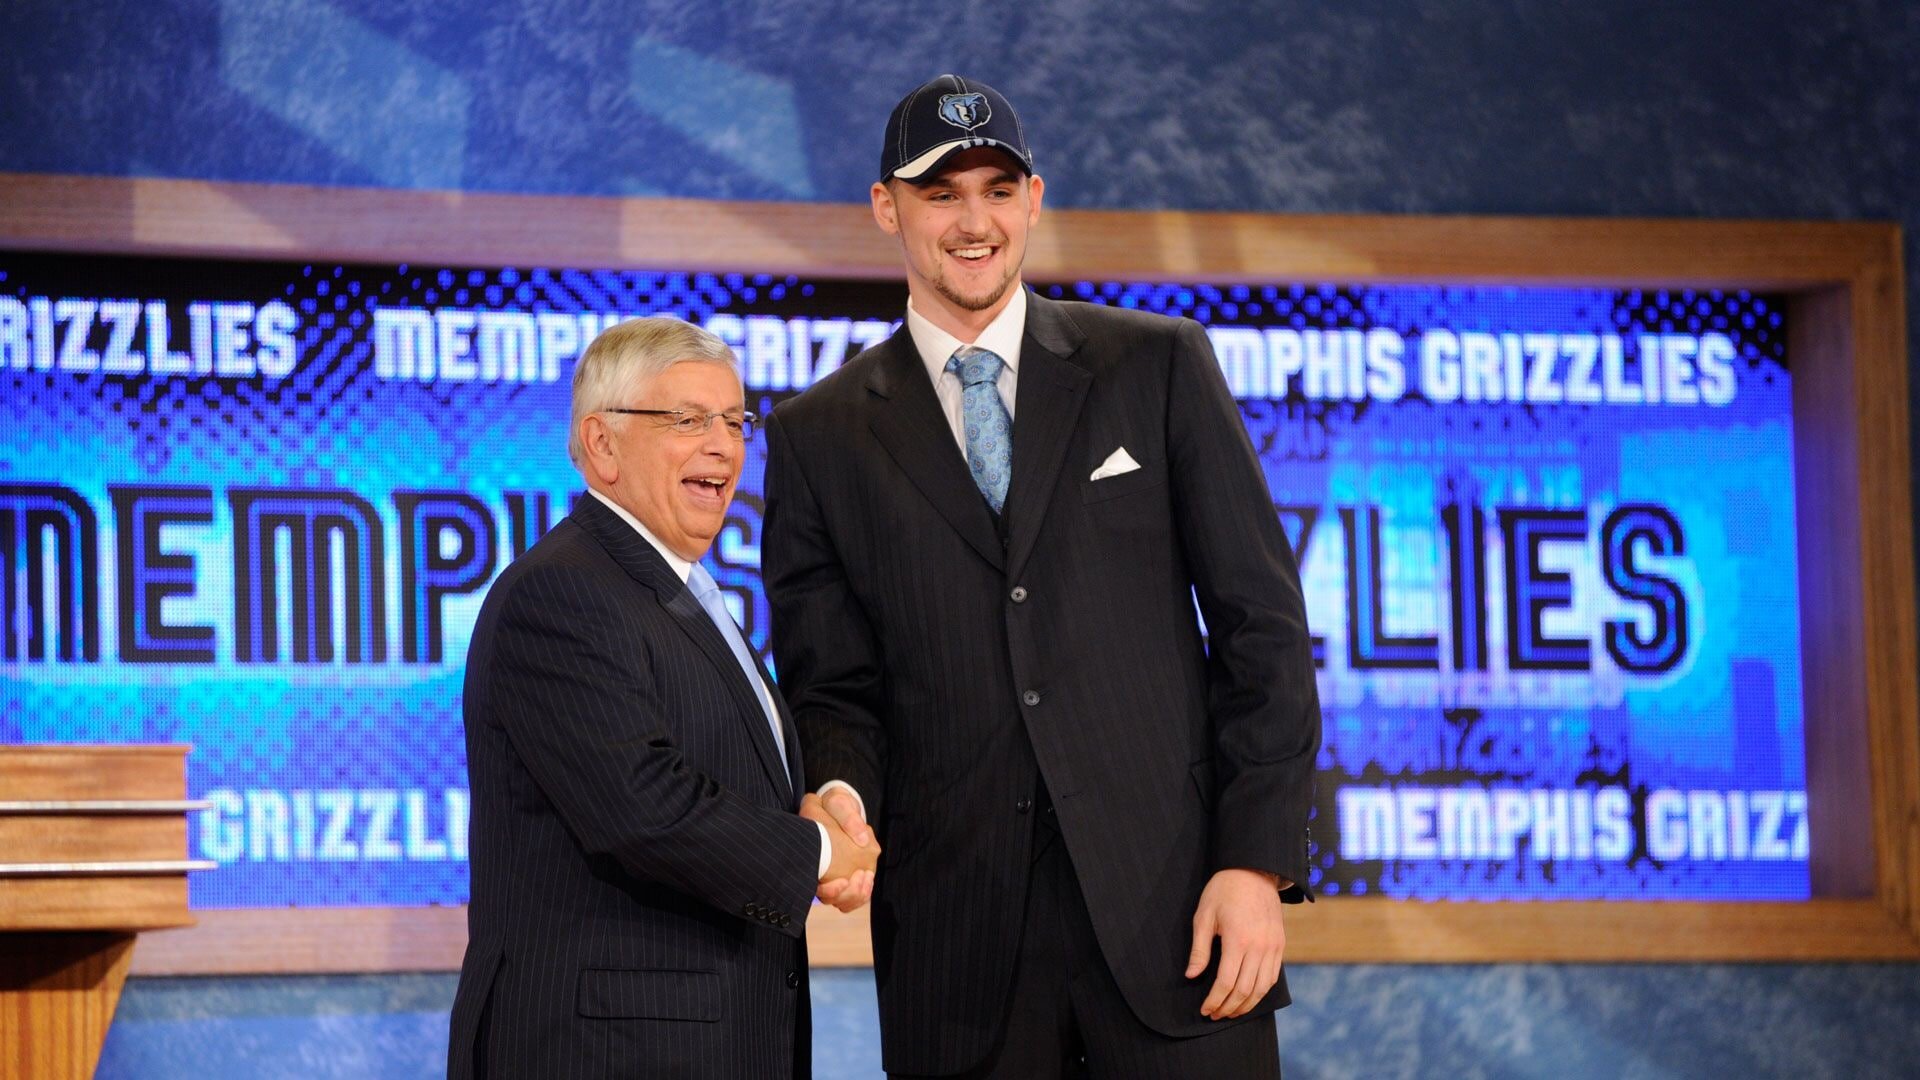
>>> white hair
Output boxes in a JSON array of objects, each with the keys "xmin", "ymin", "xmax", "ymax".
[{"xmin": 568, "ymin": 316, "xmax": 740, "ymax": 470}]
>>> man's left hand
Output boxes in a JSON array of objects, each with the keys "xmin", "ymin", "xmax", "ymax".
[{"xmin": 1184, "ymin": 868, "xmax": 1288, "ymax": 1020}]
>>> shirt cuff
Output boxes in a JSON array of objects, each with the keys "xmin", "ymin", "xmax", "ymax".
[
  {"xmin": 815, "ymin": 821, "xmax": 832, "ymax": 880},
  {"xmin": 817, "ymin": 779, "xmax": 867, "ymax": 822}
]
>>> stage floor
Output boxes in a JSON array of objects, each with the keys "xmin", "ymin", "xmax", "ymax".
[{"xmin": 100, "ymin": 964, "xmax": 1920, "ymax": 1078}]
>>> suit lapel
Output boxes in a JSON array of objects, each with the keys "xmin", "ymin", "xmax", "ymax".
[
  {"xmin": 1004, "ymin": 295, "xmax": 1091, "ymax": 582},
  {"xmin": 660, "ymin": 580, "xmax": 796, "ymax": 807},
  {"xmin": 866, "ymin": 329, "xmax": 1006, "ymax": 571},
  {"xmin": 763, "ymin": 656, "xmax": 805, "ymax": 809},
  {"xmin": 572, "ymin": 498, "xmax": 796, "ymax": 806}
]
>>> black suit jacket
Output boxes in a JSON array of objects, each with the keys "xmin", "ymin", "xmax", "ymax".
[
  {"xmin": 449, "ymin": 494, "xmax": 821, "ymax": 1079},
  {"xmin": 763, "ymin": 292, "xmax": 1321, "ymax": 1074}
]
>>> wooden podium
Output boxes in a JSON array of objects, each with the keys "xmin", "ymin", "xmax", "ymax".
[{"xmin": 0, "ymin": 746, "xmax": 210, "ymax": 1079}]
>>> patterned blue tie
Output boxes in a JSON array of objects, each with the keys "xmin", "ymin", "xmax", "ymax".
[
  {"xmin": 946, "ymin": 346, "xmax": 1013, "ymax": 514},
  {"xmin": 687, "ymin": 562, "xmax": 789, "ymax": 781}
]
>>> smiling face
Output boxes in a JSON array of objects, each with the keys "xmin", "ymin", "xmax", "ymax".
[
  {"xmin": 579, "ymin": 360, "xmax": 745, "ymax": 561},
  {"xmin": 872, "ymin": 147, "xmax": 1044, "ymax": 339}
]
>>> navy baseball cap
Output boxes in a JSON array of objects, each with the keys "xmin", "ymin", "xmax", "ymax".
[{"xmin": 879, "ymin": 74, "xmax": 1034, "ymax": 184}]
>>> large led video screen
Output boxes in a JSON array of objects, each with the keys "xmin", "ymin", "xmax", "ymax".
[{"xmin": 0, "ymin": 252, "xmax": 1807, "ymax": 905}]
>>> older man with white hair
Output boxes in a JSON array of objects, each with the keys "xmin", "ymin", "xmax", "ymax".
[{"xmin": 449, "ymin": 316, "xmax": 877, "ymax": 1079}]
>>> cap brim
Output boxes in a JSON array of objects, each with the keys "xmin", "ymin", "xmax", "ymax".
[{"xmin": 891, "ymin": 138, "xmax": 1032, "ymax": 182}]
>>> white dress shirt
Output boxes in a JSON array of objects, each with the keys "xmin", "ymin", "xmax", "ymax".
[
  {"xmin": 816, "ymin": 289, "xmax": 1032, "ymax": 824},
  {"xmin": 587, "ymin": 489, "xmax": 832, "ymax": 880},
  {"xmin": 906, "ymin": 285, "xmax": 1027, "ymax": 452}
]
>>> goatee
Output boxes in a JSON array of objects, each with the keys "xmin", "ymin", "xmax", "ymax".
[{"xmin": 936, "ymin": 267, "xmax": 1018, "ymax": 313}]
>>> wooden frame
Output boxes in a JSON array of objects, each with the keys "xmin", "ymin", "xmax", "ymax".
[{"xmin": 1, "ymin": 173, "xmax": 1914, "ymax": 972}]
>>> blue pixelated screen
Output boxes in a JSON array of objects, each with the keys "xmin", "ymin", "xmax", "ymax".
[{"xmin": 0, "ymin": 253, "xmax": 1807, "ymax": 905}]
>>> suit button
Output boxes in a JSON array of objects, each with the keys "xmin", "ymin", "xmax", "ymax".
[
  {"xmin": 1015, "ymin": 798, "xmax": 1033, "ymax": 814},
  {"xmin": 779, "ymin": 913, "xmax": 792, "ymax": 927},
  {"xmin": 786, "ymin": 971, "xmax": 801, "ymax": 989},
  {"xmin": 1022, "ymin": 690, "xmax": 1041, "ymax": 707},
  {"xmin": 1010, "ymin": 586, "xmax": 1028, "ymax": 603},
  {"xmin": 745, "ymin": 902, "xmax": 761, "ymax": 917}
]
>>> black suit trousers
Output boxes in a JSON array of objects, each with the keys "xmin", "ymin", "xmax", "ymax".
[{"xmin": 890, "ymin": 807, "xmax": 1282, "ymax": 1080}]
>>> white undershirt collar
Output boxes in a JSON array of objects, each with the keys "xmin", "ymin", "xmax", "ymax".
[
  {"xmin": 588, "ymin": 488, "xmax": 693, "ymax": 583},
  {"xmin": 906, "ymin": 284, "xmax": 1027, "ymax": 382}
]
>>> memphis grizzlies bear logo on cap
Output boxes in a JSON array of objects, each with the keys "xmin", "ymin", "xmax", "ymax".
[
  {"xmin": 881, "ymin": 75, "xmax": 1033, "ymax": 182},
  {"xmin": 938, "ymin": 92, "xmax": 990, "ymax": 131}
]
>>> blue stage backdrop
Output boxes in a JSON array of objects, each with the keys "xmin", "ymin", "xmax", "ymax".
[{"xmin": 0, "ymin": 252, "xmax": 1806, "ymax": 905}]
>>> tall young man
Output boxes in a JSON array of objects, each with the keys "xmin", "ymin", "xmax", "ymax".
[{"xmin": 764, "ymin": 75, "xmax": 1321, "ymax": 1078}]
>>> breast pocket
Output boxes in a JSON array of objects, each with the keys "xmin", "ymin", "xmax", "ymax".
[{"xmin": 1080, "ymin": 460, "xmax": 1166, "ymax": 504}]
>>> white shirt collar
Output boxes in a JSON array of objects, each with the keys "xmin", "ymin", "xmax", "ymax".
[
  {"xmin": 588, "ymin": 488, "xmax": 693, "ymax": 583},
  {"xmin": 907, "ymin": 285, "xmax": 1027, "ymax": 383}
]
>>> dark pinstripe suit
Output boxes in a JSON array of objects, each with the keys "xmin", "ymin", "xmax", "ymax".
[
  {"xmin": 449, "ymin": 494, "xmax": 820, "ymax": 1079},
  {"xmin": 764, "ymin": 292, "xmax": 1321, "ymax": 1075}
]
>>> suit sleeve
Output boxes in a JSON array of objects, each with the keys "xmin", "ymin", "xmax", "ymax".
[
  {"xmin": 1165, "ymin": 317, "xmax": 1322, "ymax": 900},
  {"xmin": 762, "ymin": 410, "xmax": 890, "ymax": 823},
  {"xmin": 484, "ymin": 565, "xmax": 821, "ymax": 935}
]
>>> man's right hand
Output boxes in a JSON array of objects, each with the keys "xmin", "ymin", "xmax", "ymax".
[
  {"xmin": 802, "ymin": 793, "xmax": 879, "ymax": 912},
  {"xmin": 817, "ymin": 783, "xmax": 875, "ymax": 847}
]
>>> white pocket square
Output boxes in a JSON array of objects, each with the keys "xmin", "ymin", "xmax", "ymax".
[{"xmin": 1089, "ymin": 447, "xmax": 1142, "ymax": 481}]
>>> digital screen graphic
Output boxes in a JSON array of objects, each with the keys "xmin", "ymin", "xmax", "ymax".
[{"xmin": 0, "ymin": 252, "xmax": 1807, "ymax": 905}]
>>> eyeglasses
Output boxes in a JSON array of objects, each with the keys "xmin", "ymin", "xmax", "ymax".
[{"xmin": 603, "ymin": 407, "xmax": 757, "ymax": 440}]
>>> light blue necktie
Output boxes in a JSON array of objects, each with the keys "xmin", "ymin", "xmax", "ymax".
[
  {"xmin": 687, "ymin": 563, "xmax": 788, "ymax": 781},
  {"xmin": 946, "ymin": 346, "xmax": 1013, "ymax": 514}
]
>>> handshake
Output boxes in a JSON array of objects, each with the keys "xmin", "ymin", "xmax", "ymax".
[{"xmin": 800, "ymin": 788, "xmax": 879, "ymax": 913}]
